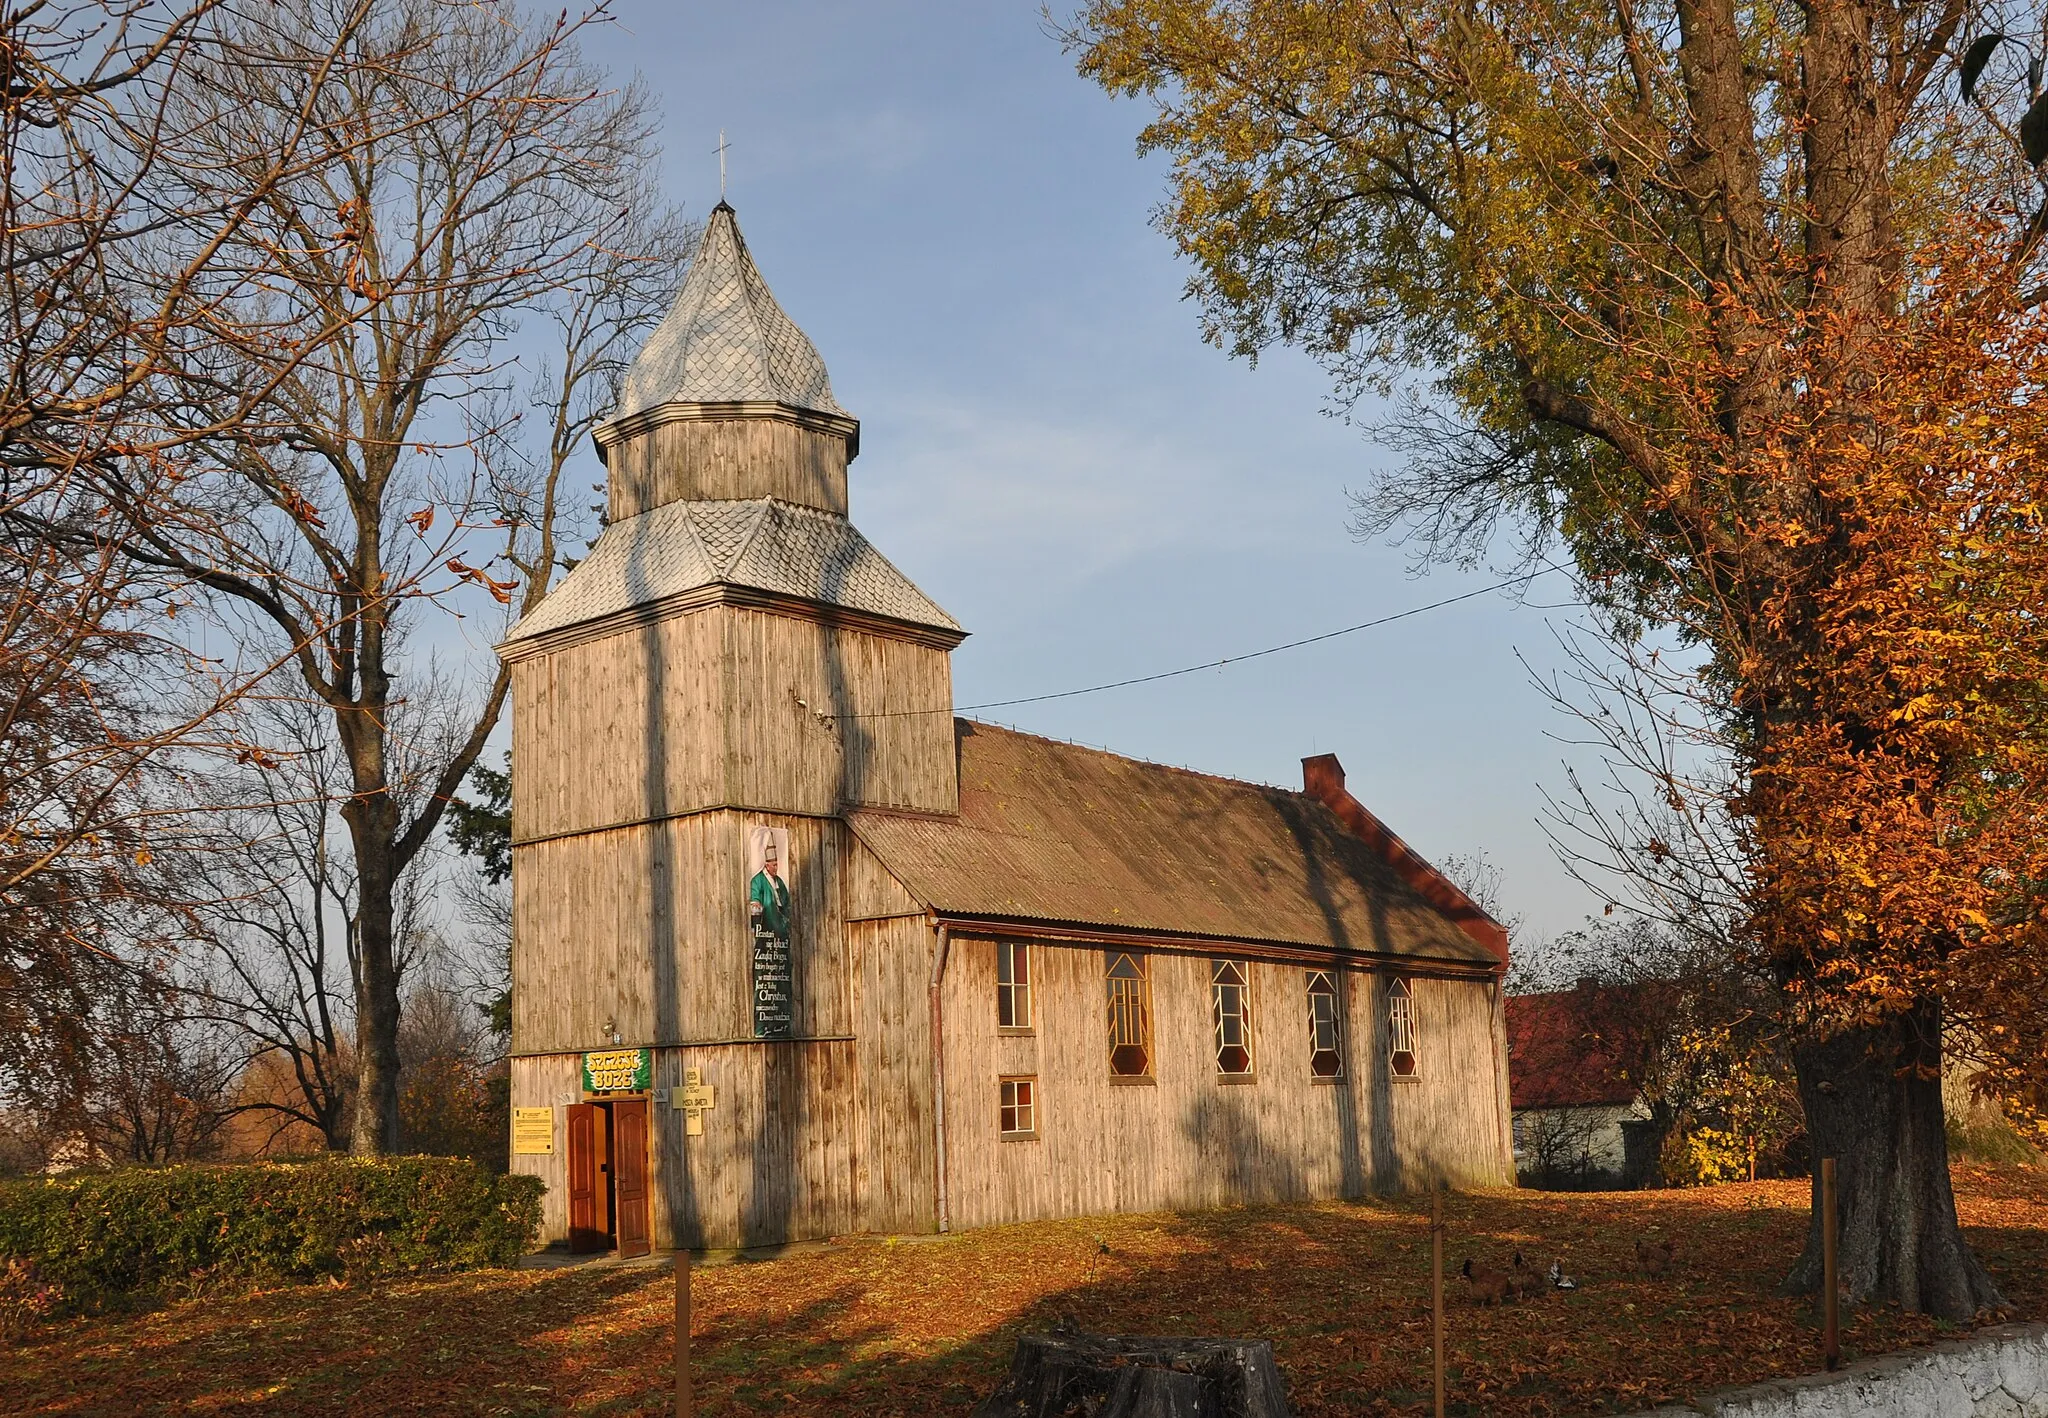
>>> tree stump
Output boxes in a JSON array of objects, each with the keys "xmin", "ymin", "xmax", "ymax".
[{"xmin": 971, "ymin": 1331, "xmax": 1293, "ymax": 1418}]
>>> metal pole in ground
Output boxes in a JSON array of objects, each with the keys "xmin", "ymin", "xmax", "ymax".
[
  {"xmin": 1432, "ymin": 1181, "xmax": 1445, "ymax": 1418},
  {"xmin": 1821, "ymin": 1157, "xmax": 1839, "ymax": 1371},
  {"xmin": 677, "ymin": 1247, "xmax": 693, "ymax": 1417}
]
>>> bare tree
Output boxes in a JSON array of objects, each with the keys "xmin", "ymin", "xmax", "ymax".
[
  {"xmin": 1529, "ymin": 623, "xmax": 1750, "ymax": 958},
  {"xmin": 0, "ymin": 1, "xmax": 398, "ymax": 1077},
  {"xmin": 75, "ymin": 0, "xmax": 682, "ymax": 1153},
  {"xmin": 6, "ymin": 953, "xmax": 249, "ymax": 1168},
  {"xmin": 0, "ymin": 0, "xmax": 379, "ymax": 883},
  {"xmin": 184, "ymin": 683, "xmax": 480, "ymax": 1154},
  {"xmin": 398, "ymin": 959, "xmax": 504, "ymax": 1166},
  {"xmin": 181, "ymin": 699, "xmax": 359, "ymax": 1151}
]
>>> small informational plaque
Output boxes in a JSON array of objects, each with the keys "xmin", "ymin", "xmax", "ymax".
[
  {"xmin": 582, "ymin": 1048, "xmax": 651, "ymax": 1093},
  {"xmin": 512, "ymin": 1107, "xmax": 555, "ymax": 1155},
  {"xmin": 745, "ymin": 826, "xmax": 795, "ymax": 1039},
  {"xmin": 676, "ymin": 1071, "xmax": 715, "ymax": 1137}
]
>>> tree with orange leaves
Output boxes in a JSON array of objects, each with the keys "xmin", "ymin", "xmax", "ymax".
[
  {"xmin": 1072, "ymin": 0, "xmax": 2048, "ymax": 1317},
  {"xmin": 1741, "ymin": 267, "xmax": 2048, "ymax": 1305}
]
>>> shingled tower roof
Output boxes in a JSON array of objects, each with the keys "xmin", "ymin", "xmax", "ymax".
[
  {"xmin": 502, "ymin": 498, "xmax": 961, "ymax": 649},
  {"xmin": 502, "ymin": 203, "xmax": 954, "ymax": 656},
  {"xmin": 611, "ymin": 202, "xmax": 849, "ymax": 424}
]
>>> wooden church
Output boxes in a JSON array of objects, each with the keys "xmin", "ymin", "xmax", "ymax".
[{"xmin": 500, "ymin": 205, "xmax": 1515, "ymax": 1255}]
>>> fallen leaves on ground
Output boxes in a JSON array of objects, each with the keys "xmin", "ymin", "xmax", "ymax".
[{"xmin": 5, "ymin": 1163, "xmax": 2042, "ymax": 1417}]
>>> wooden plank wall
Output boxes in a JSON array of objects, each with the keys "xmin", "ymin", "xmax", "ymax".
[
  {"xmin": 514, "ymin": 907, "xmax": 1504, "ymax": 1246},
  {"xmin": 844, "ymin": 835, "xmax": 925, "ymax": 922},
  {"xmin": 511, "ymin": 812, "xmax": 849, "ymax": 1056},
  {"xmin": 511, "ymin": 835, "xmax": 940, "ymax": 1248},
  {"xmin": 848, "ymin": 916, "xmax": 938, "ymax": 1234},
  {"xmin": 510, "ymin": 612, "xmax": 723, "ymax": 840},
  {"xmin": 939, "ymin": 937, "xmax": 1511, "ymax": 1231},
  {"xmin": 650, "ymin": 1040, "xmax": 863, "ymax": 1248},
  {"xmin": 605, "ymin": 417, "xmax": 848, "ymax": 520},
  {"xmin": 513, "ymin": 912, "xmax": 936, "ymax": 1249},
  {"xmin": 722, "ymin": 607, "xmax": 956, "ymax": 816},
  {"xmin": 508, "ymin": 1053, "xmax": 580, "ymax": 1243},
  {"xmin": 512, "ymin": 1044, "xmax": 867, "ymax": 1249},
  {"xmin": 510, "ymin": 605, "xmax": 956, "ymax": 842}
]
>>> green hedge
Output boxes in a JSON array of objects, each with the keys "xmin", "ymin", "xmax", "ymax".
[{"xmin": 0, "ymin": 1155, "xmax": 542, "ymax": 1316}]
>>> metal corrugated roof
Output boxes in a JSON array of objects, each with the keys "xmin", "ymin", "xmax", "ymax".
[
  {"xmin": 611, "ymin": 203, "xmax": 848, "ymax": 423},
  {"xmin": 503, "ymin": 498, "xmax": 960, "ymax": 645},
  {"xmin": 848, "ymin": 722, "xmax": 1500, "ymax": 966}
]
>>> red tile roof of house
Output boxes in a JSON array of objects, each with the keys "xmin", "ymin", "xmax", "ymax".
[{"xmin": 1506, "ymin": 986, "xmax": 1646, "ymax": 1109}]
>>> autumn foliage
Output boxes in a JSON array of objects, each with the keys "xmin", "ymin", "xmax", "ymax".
[
  {"xmin": 1714, "ymin": 252, "xmax": 2048, "ymax": 1118},
  {"xmin": 1070, "ymin": 0, "xmax": 2048, "ymax": 1314}
]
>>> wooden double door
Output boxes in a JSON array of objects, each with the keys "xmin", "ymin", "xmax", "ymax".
[{"xmin": 566, "ymin": 1098, "xmax": 651, "ymax": 1257}]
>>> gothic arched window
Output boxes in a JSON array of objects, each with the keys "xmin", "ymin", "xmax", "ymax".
[
  {"xmin": 1306, "ymin": 970, "xmax": 1343, "ymax": 1078},
  {"xmin": 1105, "ymin": 951, "xmax": 1152, "ymax": 1078},
  {"xmin": 1210, "ymin": 959, "xmax": 1253, "ymax": 1076},
  {"xmin": 1388, "ymin": 976, "xmax": 1419, "ymax": 1079}
]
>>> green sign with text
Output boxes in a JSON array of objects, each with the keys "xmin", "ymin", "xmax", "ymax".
[{"xmin": 582, "ymin": 1048, "xmax": 651, "ymax": 1094}]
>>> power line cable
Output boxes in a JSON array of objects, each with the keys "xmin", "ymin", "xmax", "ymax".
[{"xmin": 840, "ymin": 564, "xmax": 1563, "ymax": 720}]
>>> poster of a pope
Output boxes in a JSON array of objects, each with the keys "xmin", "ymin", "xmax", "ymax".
[
  {"xmin": 747, "ymin": 828, "xmax": 791, "ymax": 937},
  {"xmin": 746, "ymin": 826, "xmax": 794, "ymax": 1039}
]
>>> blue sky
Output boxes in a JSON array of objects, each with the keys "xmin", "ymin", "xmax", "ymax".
[{"xmin": 567, "ymin": 2, "xmax": 1613, "ymax": 946}]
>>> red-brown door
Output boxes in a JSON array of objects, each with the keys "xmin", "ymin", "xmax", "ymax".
[
  {"xmin": 612, "ymin": 1098, "xmax": 651, "ymax": 1258},
  {"xmin": 567, "ymin": 1102, "xmax": 605, "ymax": 1253}
]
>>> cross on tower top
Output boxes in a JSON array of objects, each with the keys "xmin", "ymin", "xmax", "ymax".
[{"xmin": 715, "ymin": 129, "xmax": 730, "ymax": 200}]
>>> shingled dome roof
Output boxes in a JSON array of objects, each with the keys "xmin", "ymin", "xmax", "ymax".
[
  {"xmin": 502, "ymin": 498, "xmax": 959, "ymax": 648},
  {"xmin": 611, "ymin": 203, "xmax": 849, "ymax": 423}
]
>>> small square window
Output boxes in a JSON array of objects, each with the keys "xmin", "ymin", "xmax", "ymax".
[{"xmin": 1000, "ymin": 1076, "xmax": 1037, "ymax": 1137}]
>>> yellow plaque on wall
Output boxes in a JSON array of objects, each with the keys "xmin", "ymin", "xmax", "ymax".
[{"xmin": 512, "ymin": 1107, "xmax": 555, "ymax": 1155}]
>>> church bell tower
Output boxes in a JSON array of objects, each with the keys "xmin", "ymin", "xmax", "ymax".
[{"xmin": 500, "ymin": 204, "xmax": 964, "ymax": 1249}]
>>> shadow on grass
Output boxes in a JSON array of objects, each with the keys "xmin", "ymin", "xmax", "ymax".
[{"xmin": 7, "ymin": 1171, "xmax": 2041, "ymax": 1418}]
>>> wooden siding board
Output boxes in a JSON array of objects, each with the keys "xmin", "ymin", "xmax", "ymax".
[
  {"xmin": 722, "ymin": 607, "xmax": 956, "ymax": 817},
  {"xmin": 518, "ymin": 1041, "xmax": 868, "ymax": 1252},
  {"xmin": 851, "ymin": 916, "xmax": 937, "ymax": 1234},
  {"xmin": 512, "ymin": 604, "xmax": 956, "ymax": 844},
  {"xmin": 509, "ymin": 1055, "xmax": 581, "ymax": 1245},
  {"xmin": 607, "ymin": 418, "xmax": 849, "ymax": 520},
  {"xmin": 511, "ymin": 812, "xmax": 849, "ymax": 1057},
  {"xmin": 666, "ymin": 1040, "xmax": 862, "ymax": 1249},
  {"xmin": 509, "ymin": 613, "xmax": 725, "ymax": 841},
  {"xmin": 843, "ymin": 834, "xmax": 927, "ymax": 922},
  {"xmin": 938, "ymin": 940, "xmax": 1509, "ymax": 1232}
]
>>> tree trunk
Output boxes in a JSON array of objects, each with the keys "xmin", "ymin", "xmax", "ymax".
[
  {"xmin": 344, "ymin": 784, "xmax": 402, "ymax": 1157},
  {"xmin": 972, "ymin": 1333, "xmax": 1292, "ymax": 1418},
  {"xmin": 1784, "ymin": 997, "xmax": 2005, "ymax": 1320}
]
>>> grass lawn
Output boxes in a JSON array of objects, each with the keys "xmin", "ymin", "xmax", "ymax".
[{"xmin": 6, "ymin": 1163, "xmax": 2042, "ymax": 1417}]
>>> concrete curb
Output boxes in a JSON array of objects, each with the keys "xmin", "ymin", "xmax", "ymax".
[{"xmin": 1614, "ymin": 1323, "xmax": 2048, "ymax": 1418}]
